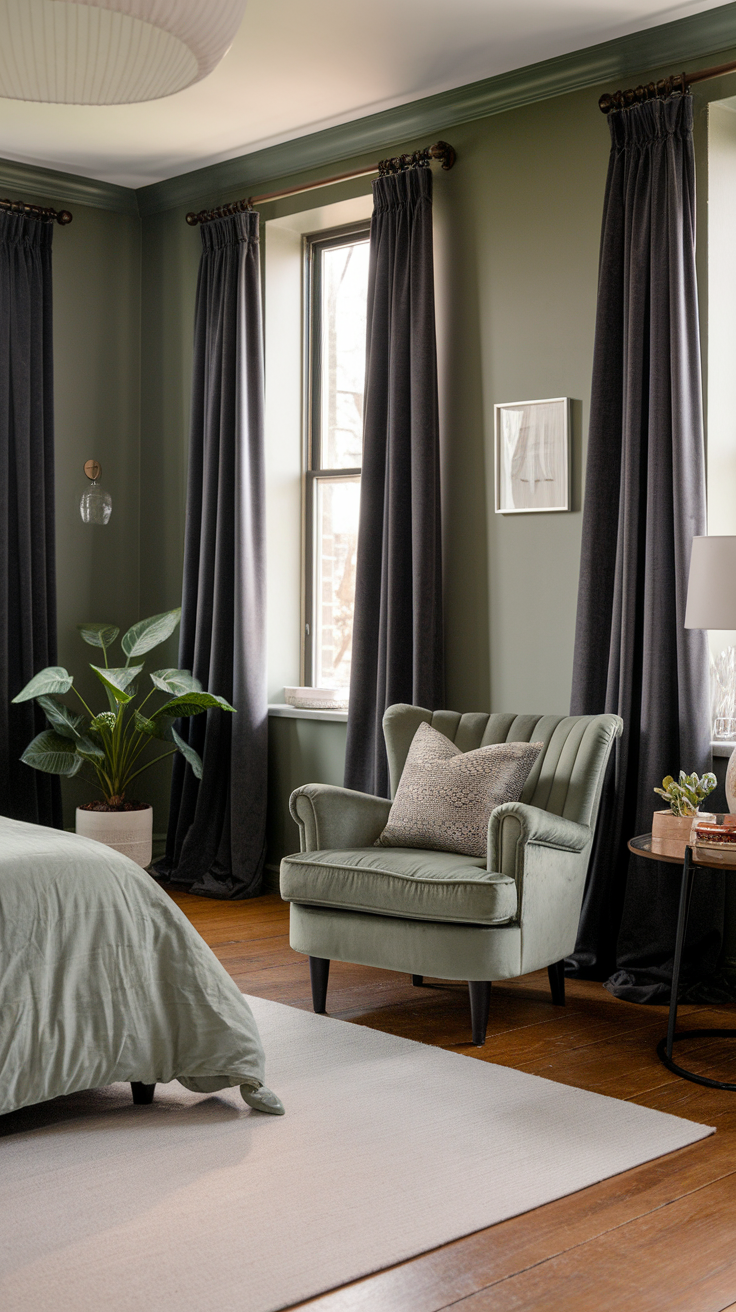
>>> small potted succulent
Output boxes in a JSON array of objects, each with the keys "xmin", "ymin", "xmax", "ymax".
[
  {"xmin": 652, "ymin": 770, "xmax": 717, "ymax": 842},
  {"xmin": 12, "ymin": 608, "xmax": 234, "ymax": 867}
]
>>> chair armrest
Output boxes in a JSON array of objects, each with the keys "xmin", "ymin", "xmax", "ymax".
[
  {"xmin": 488, "ymin": 802, "xmax": 593, "ymax": 974},
  {"xmin": 488, "ymin": 802, "xmax": 591, "ymax": 877},
  {"xmin": 289, "ymin": 784, "xmax": 392, "ymax": 853}
]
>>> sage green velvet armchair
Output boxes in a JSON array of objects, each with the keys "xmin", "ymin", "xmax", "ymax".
[{"xmin": 280, "ymin": 705, "xmax": 622, "ymax": 1045}]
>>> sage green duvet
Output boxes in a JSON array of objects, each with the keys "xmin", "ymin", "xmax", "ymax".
[{"xmin": 0, "ymin": 817, "xmax": 266, "ymax": 1115}]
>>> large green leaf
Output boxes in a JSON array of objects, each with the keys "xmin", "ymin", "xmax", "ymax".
[
  {"xmin": 75, "ymin": 734, "xmax": 106, "ymax": 764},
  {"xmin": 171, "ymin": 726, "xmax": 203, "ymax": 779},
  {"xmin": 12, "ymin": 667, "xmax": 73, "ymax": 703},
  {"xmin": 149, "ymin": 668, "xmax": 202, "ymax": 696},
  {"xmin": 134, "ymin": 710, "xmax": 172, "ymax": 742},
  {"xmin": 77, "ymin": 622, "xmax": 120, "ymax": 650},
  {"xmin": 121, "ymin": 609, "xmax": 181, "ymax": 660},
  {"xmin": 152, "ymin": 691, "xmax": 236, "ymax": 720},
  {"xmin": 20, "ymin": 730, "xmax": 83, "ymax": 776},
  {"xmin": 36, "ymin": 695, "xmax": 86, "ymax": 741},
  {"xmin": 90, "ymin": 665, "xmax": 143, "ymax": 704}
]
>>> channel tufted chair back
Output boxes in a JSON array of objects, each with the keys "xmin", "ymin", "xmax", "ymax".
[{"xmin": 383, "ymin": 705, "xmax": 617, "ymax": 832}]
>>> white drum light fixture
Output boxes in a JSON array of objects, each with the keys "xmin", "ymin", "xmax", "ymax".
[{"xmin": 0, "ymin": 0, "xmax": 247, "ymax": 104}]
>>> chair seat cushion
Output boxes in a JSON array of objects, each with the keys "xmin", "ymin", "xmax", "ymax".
[{"xmin": 279, "ymin": 847, "xmax": 518, "ymax": 926}]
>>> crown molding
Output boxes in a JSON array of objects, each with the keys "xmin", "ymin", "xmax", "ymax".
[
  {"xmin": 136, "ymin": 1, "xmax": 736, "ymax": 217},
  {"xmin": 0, "ymin": 155, "xmax": 138, "ymax": 215}
]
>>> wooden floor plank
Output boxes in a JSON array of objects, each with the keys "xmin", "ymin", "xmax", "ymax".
[
  {"xmin": 162, "ymin": 886, "xmax": 736, "ymax": 1311},
  {"xmin": 447, "ymin": 1172, "xmax": 736, "ymax": 1311}
]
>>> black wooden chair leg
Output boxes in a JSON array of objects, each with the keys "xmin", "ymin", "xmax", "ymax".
[
  {"xmin": 468, "ymin": 981, "xmax": 492, "ymax": 1046},
  {"xmin": 548, "ymin": 960, "xmax": 566, "ymax": 1006},
  {"xmin": 131, "ymin": 1082, "xmax": 156, "ymax": 1105},
  {"xmin": 309, "ymin": 955, "xmax": 330, "ymax": 1013},
  {"xmin": 412, "ymin": 974, "xmax": 424, "ymax": 986}
]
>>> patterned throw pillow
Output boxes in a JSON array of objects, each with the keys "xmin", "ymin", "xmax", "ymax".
[{"xmin": 377, "ymin": 722, "xmax": 543, "ymax": 859}]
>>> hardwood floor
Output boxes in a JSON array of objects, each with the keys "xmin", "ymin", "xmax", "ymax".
[{"xmin": 167, "ymin": 888, "xmax": 736, "ymax": 1311}]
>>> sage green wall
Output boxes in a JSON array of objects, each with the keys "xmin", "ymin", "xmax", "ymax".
[
  {"xmin": 135, "ymin": 44, "xmax": 736, "ymax": 870},
  {"xmin": 266, "ymin": 718, "xmax": 347, "ymax": 883},
  {"xmin": 7, "ymin": 24, "xmax": 734, "ymax": 875},
  {"xmin": 50, "ymin": 201, "xmax": 141, "ymax": 826},
  {"xmin": 11, "ymin": 20, "xmax": 735, "ymax": 874},
  {"xmin": 432, "ymin": 98, "xmax": 606, "ymax": 714},
  {"xmin": 137, "ymin": 209, "xmax": 200, "ymax": 828},
  {"xmin": 135, "ymin": 84, "xmax": 614, "ymax": 864}
]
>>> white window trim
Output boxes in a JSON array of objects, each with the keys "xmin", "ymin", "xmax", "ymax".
[{"xmin": 264, "ymin": 192, "xmax": 373, "ymax": 707}]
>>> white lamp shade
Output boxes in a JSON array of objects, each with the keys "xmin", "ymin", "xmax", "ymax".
[
  {"xmin": 0, "ymin": 0, "xmax": 247, "ymax": 105},
  {"xmin": 685, "ymin": 536, "xmax": 736, "ymax": 629}
]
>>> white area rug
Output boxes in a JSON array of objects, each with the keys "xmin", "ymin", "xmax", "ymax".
[{"xmin": 0, "ymin": 996, "xmax": 712, "ymax": 1312}]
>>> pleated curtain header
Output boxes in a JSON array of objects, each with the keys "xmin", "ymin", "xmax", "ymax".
[
  {"xmin": 371, "ymin": 166, "xmax": 433, "ymax": 214},
  {"xmin": 199, "ymin": 211, "xmax": 259, "ymax": 253},
  {"xmin": 608, "ymin": 92, "xmax": 693, "ymax": 149},
  {"xmin": 0, "ymin": 211, "xmax": 54, "ymax": 250}
]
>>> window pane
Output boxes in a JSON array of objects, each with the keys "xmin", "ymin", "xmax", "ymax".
[
  {"xmin": 315, "ymin": 477, "xmax": 360, "ymax": 688},
  {"xmin": 320, "ymin": 241, "xmax": 369, "ymax": 469}
]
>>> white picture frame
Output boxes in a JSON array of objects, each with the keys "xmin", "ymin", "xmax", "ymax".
[{"xmin": 494, "ymin": 397, "xmax": 570, "ymax": 514}]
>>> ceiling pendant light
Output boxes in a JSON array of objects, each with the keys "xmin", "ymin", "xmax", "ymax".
[{"xmin": 0, "ymin": 0, "xmax": 247, "ymax": 105}]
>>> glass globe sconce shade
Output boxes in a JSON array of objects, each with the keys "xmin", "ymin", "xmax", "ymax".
[
  {"xmin": 0, "ymin": 0, "xmax": 248, "ymax": 105},
  {"xmin": 80, "ymin": 459, "xmax": 112, "ymax": 525}
]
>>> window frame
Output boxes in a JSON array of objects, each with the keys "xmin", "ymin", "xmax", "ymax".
[{"xmin": 302, "ymin": 220, "xmax": 370, "ymax": 687}]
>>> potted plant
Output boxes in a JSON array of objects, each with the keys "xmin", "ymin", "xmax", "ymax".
[
  {"xmin": 652, "ymin": 770, "xmax": 717, "ymax": 841},
  {"xmin": 11, "ymin": 608, "xmax": 234, "ymax": 867}
]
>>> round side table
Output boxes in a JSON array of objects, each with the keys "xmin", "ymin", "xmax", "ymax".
[{"xmin": 629, "ymin": 834, "xmax": 736, "ymax": 1091}]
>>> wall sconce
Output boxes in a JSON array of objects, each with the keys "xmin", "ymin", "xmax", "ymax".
[{"xmin": 79, "ymin": 459, "xmax": 112, "ymax": 525}]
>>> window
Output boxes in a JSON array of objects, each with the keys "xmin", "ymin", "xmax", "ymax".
[
  {"xmin": 708, "ymin": 102, "xmax": 736, "ymax": 739},
  {"xmin": 303, "ymin": 225, "xmax": 370, "ymax": 690}
]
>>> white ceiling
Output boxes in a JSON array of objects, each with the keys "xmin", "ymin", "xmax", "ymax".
[{"xmin": 0, "ymin": 0, "xmax": 731, "ymax": 190}]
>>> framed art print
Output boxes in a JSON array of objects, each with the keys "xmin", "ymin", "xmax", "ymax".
[{"xmin": 494, "ymin": 397, "xmax": 570, "ymax": 514}]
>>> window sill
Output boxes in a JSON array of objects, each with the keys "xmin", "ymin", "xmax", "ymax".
[
  {"xmin": 268, "ymin": 703, "xmax": 348, "ymax": 723},
  {"xmin": 713, "ymin": 741, "xmax": 736, "ymax": 757}
]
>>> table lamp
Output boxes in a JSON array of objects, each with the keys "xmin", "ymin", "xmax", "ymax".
[{"xmin": 685, "ymin": 535, "xmax": 736, "ymax": 810}]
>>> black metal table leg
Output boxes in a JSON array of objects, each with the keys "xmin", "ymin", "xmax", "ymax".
[
  {"xmin": 656, "ymin": 844, "xmax": 736, "ymax": 1090},
  {"xmin": 665, "ymin": 845, "xmax": 693, "ymax": 1060}
]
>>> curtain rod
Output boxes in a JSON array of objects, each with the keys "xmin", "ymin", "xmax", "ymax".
[
  {"xmin": 0, "ymin": 196, "xmax": 72, "ymax": 224},
  {"xmin": 599, "ymin": 57, "xmax": 736, "ymax": 113},
  {"xmin": 185, "ymin": 140, "xmax": 456, "ymax": 226}
]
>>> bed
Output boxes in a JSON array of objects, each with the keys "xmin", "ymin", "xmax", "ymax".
[{"xmin": 0, "ymin": 816, "xmax": 281, "ymax": 1116}]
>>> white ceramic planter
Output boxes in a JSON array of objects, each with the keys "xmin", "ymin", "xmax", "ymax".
[{"xmin": 76, "ymin": 805, "xmax": 153, "ymax": 868}]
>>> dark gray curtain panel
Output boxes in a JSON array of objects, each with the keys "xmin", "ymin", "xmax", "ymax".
[
  {"xmin": 0, "ymin": 212, "xmax": 60, "ymax": 828},
  {"xmin": 160, "ymin": 211, "xmax": 266, "ymax": 898},
  {"xmin": 570, "ymin": 94, "xmax": 719, "ymax": 1001},
  {"xmin": 344, "ymin": 166, "xmax": 443, "ymax": 797}
]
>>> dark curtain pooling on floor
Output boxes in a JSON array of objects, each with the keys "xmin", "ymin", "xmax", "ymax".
[
  {"xmin": 0, "ymin": 212, "xmax": 60, "ymax": 828},
  {"xmin": 344, "ymin": 166, "xmax": 444, "ymax": 798},
  {"xmin": 569, "ymin": 94, "xmax": 721, "ymax": 1002},
  {"xmin": 159, "ymin": 211, "xmax": 266, "ymax": 898}
]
